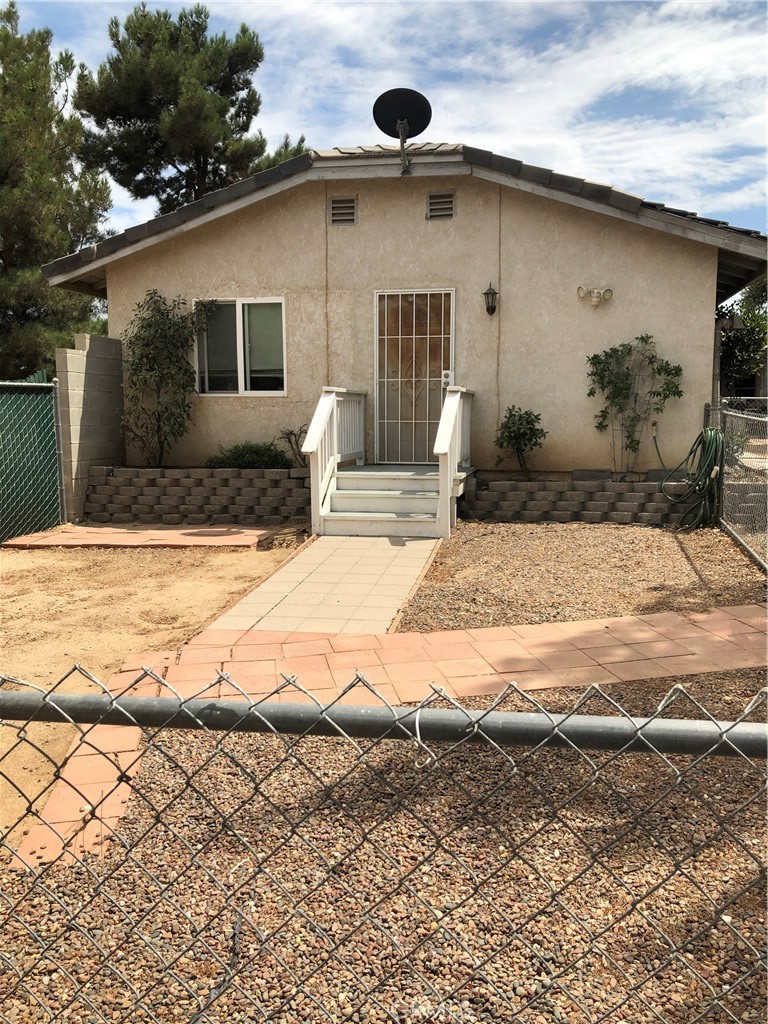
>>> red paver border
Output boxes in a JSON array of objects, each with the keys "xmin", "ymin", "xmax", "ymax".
[{"xmin": 2, "ymin": 524, "xmax": 276, "ymax": 549}]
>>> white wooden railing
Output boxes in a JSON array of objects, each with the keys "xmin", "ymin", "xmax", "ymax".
[
  {"xmin": 302, "ymin": 387, "xmax": 367, "ymax": 534},
  {"xmin": 433, "ymin": 386, "xmax": 474, "ymax": 540}
]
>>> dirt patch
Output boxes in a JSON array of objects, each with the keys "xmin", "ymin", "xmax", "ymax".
[
  {"xmin": 398, "ymin": 521, "xmax": 766, "ymax": 632},
  {"xmin": 1, "ymin": 539, "xmax": 301, "ymax": 686},
  {"xmin": 0, "ymin": 532, "xmax": 303, "ymax": 836}
]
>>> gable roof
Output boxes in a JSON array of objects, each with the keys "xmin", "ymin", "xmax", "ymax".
[{"xmin": 43, "ymin": 143, "xmax": 766, "ymax": 304}]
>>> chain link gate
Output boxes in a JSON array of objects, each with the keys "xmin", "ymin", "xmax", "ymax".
[
  {"xmin": 0, "ymin": 375, "xmax": 65, "ymax": 542},
  {"xmin": 719, "ymin": 403, "xmax": 768, "ymax": 569},
  {"xmin": 0, "ymin": 669, "xmax": 765, "ymax": 1024}
]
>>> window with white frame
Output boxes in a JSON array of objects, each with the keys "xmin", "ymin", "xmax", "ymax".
[{"xmin": 197, "ymin": 299, "xmax": 286, "ymax": 395}]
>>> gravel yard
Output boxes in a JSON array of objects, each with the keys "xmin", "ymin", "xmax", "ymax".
[
  {"xmin": 1, "ymin": 670, "xmax": 765, "ymax": 1023},
  {"xmin": 397, "ymin": 522, "xmax": 766, "ymax": 631}
]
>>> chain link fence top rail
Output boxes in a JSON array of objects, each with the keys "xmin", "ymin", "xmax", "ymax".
[
  {"xmin": 0, "ymin": 669, "xmax": 765, "ymax": 1024},
  {"xmin": 719, "ymin": 407, "xmax": 768, "ymax": 569},
  {"xmin": 0, "ymin": 380, "xmax": 62, "ymax": 542}
]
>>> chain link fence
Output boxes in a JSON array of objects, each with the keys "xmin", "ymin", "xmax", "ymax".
[
  {"xmin": 0, "ymin": 377, "xmax": 65, "ymax": 542},
  {"xmin": 1, "ymin": 668, "xmax": 765, "ymax": 1023},
  {"xmin": 702, "ymin": 402, "xmax": 767, "ymax": 568}
]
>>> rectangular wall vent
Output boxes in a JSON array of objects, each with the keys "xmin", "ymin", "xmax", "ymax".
[
  {"xmin": 329, "ymin": 196, "xmax": 357, "ymax": 225},
  {"xmin": 427, "ymin": 192, "xmax": 455, "ymax": 220}
]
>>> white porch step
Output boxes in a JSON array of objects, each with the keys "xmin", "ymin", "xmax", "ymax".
[
  {"xmin": 335, "ymin": 467, "xmax": 440, "ymax": 493},
  {"xmin": 330, "ymin": 489, "xmax": 439, "ymax": 514},
  {"xmin": 316, "ymin": 464, "xmax": 475, "ymax": 538},
  {"xmin": 322, "ymin": 511, "xmax": 439, "ymax": 538}
]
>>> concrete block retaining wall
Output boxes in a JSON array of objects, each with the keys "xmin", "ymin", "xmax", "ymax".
[
  {"xmin": 56, "ymin": 334, "xmax": 124, "ymax": 520},
  {"xmin": 462, "ymin": 475, "xmax": 696, "ymax": 527},
  {"xmin": 84, "ymin": 466, "xmax": 310, "ymax": 526},
  {"xmin": 85, "ymin": 468, "xmax": 696, "ymax": 528}
]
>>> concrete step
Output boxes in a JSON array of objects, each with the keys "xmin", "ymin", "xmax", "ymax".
[
  {"xmin": 322, "ymin": 510, "xmax": 439, "ymax": 538},
  {"xmin": 330, "ymin": 489, "xmax": 439, "ymax": 514}
]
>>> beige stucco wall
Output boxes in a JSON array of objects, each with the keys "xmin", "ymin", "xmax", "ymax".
[{"xmin": 106, "ymin": 174, "xmax": 717, "ymax": 470}]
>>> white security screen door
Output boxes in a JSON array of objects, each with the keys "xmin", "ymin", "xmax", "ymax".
[{"xmin": 376, "ymin": 290, "xmax": 454, "ymax": 463}]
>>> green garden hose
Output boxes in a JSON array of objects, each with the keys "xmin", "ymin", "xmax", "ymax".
[{"xmin": 662, "ymin": 427, "xmax": 724, "ymax": 530}]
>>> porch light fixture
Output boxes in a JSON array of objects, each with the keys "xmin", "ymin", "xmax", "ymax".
[
  {"xmin": 578, "ymin": 286, "xmax": 613, "ymax": 307},
  {"xmin": 483, "ymin": 283, "xmax": 498, "ymax": 316}
]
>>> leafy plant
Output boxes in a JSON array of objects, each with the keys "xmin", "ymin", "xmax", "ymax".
[
  {"xmin": 206, "ymin": 441, "xmax": 292, "ymax": 469},
  {"xmin": 276, "ymin": 424, "xmax": 308, "ymax": 468},
  {"xmin": 716, "ymin": 274, "xmax": 767, "ymax": 391},
  {"xmin": 587, "ymin": 334, "xmax": 683, "ymax": 477},
  {"xmin": 494, "ymin": 406, "xmax": 548, "ymax": 480},
  {"xmin": 123, "ymin": 290, "xmax": 206, "ymax": 467}
]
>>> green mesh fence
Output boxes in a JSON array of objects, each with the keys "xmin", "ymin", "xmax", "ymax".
[{"xmin": 0, "ymin": 380, "xmax": 62, "ymax": 542}]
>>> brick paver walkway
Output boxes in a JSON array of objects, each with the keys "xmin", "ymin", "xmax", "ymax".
[{"xmin": 13, "ymin": 602, "xmax": 765, "ymax": 870}]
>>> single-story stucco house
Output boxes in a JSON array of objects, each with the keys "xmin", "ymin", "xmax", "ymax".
[{"xmin": 43, "ymin": 144, "xmax": 766, "ymax": 536}]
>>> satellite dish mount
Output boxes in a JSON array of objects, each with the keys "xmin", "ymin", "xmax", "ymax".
[{"xmin": 373, "ymin": 89, "xmax": 432, "ymax": 176}]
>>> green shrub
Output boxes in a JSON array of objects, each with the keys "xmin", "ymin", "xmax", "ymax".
[
  {"xmin": 205, "ymin": 441, "xmax": 292, "ymax": 469},
  {"xmin": 494, "ymin": 406, "xmax": 548, "ymax": 480},
  {"xmin": 122, "ymin": 290, "xmax": 207, "ymax": 467},
  {"xmin": 587, "ymin": 334, "xmax": 683, "ymax": 477},
  {"xmin": 276, "ymin": 424, "xmax": 308, "ymax": 468}
]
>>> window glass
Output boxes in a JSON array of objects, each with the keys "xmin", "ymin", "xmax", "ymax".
[
  {"xmin": 243, "ymin": 302, "xmax": 284, "ymax": 392},
  {"xmin": 201, "ymin": 302, "xmax": 237, "ymax": 392},
  {"xmin": 198, "ymin": 300, "xmax": 285, "ymax": 394}
]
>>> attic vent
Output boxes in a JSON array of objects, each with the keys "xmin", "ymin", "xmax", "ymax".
[
  {"xmin": 329, "ymin": 196, "xmax": 357, "ymax": 225},
  {"xmin": 427, "ymin": 192, "xmax": 455, "ymax": 220}
]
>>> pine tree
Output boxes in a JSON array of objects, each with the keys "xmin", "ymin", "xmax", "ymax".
[
  {"xmin": 0, "ymin": 1, "xmax": 110, "ymax": 379},
  {"xmin": 75, "ymin": 3, "xmax": 305, "ymax": 214}
]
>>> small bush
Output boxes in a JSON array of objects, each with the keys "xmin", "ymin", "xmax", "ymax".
[
  {"xmin": 276, "ymin": 424, "xmax": 308, "ymax": 468},
  {"xmin": 205, "ymin": 442, "xmax": 293, "ymax": 469},
  {"xmin": 494, "ymin": 406, "xmax": 548, "ymax": 480}
]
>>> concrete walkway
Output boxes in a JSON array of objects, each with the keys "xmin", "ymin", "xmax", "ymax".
[{"xmin": 208, "ymin": 535, "xmax": 439, "ymax": 634}]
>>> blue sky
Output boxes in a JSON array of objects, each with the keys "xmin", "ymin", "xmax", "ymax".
[{"xmin": 17, "ymin": 0, "xmax": 767, "ymax": 234}]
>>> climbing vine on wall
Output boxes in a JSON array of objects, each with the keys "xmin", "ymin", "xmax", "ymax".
[{"xmin": 586, "ymin": 334, "xmax": 683, "ymax": 477}]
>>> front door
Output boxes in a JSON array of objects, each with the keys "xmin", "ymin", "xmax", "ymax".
[{"xmin": 375, "ymin": 290, "xmax": 454, "ymax": 463}]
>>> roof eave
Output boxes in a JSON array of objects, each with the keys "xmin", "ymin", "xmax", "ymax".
[{"xmin": 42, "ymin": 145, "xmax": 766, "ymax": 297}]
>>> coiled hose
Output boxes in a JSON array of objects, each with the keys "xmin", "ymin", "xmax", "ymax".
[{"xmin": 661, "ymin": 427, "xmax": 724, "ymax": 530}]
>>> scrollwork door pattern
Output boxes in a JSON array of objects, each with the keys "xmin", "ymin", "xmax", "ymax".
[{"xmin": 377, "ymin": 291, "xmax": 452, "ymax": 463}]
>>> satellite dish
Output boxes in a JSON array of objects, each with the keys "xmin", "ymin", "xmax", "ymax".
[{"xmin": 373, "ymin": 88, "xmax": 432, "ymax": 175}]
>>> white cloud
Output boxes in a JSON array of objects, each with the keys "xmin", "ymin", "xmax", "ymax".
[
  {"xmin": 19, "ymin": 0, "xmax": 765, "ymax": 230},
  {"xmin": 106, "ymin": 184, "xmax": 156, "ymax": 234}
]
